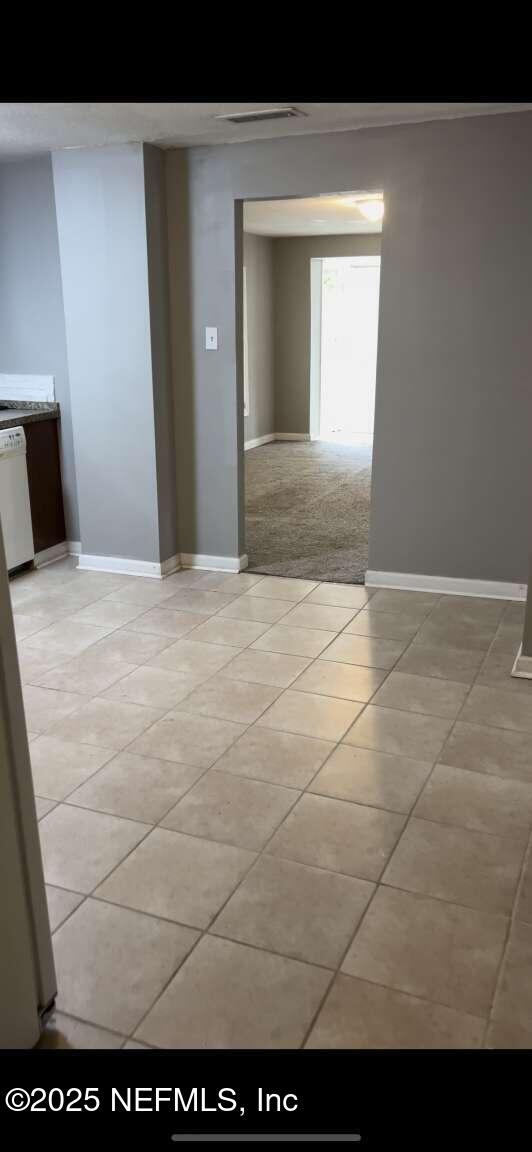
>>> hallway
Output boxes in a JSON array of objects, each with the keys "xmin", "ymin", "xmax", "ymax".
[
  {"xmin": 245, "ymin": 440, "xmax": 372, "ymax": 582},
  {"xmin": 10, "ymin": 557, "xmax": 532, "ymax": 1049}
]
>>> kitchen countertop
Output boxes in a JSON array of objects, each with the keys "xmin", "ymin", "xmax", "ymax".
[{"xmin": 0, "ymin": 402, "xmax": 59, "ymax": 429}]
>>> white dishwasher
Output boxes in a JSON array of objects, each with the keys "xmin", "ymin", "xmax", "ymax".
[{"xmin": 0, "ymin": 427, "xmax": 34, "ymax": 572}]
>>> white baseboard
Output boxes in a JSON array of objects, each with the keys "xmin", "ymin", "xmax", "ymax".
[
  {"xmin": 274, "ymin": 433, "xmax": 310, "ymax": 442},
  {"xmin": 68, "ymin": 540, "xmax": 81, "ymax": 556},
  {"xmin": 512, "ymin": 645, "xmax": 532, "ymax": 679},
  {"xmin": 160, "ymin": 554, "xmax": 181, "ymax": 577},
  {"xmin": 244, "ymin": 433, "xmax": 275, "ymax": 451},
  {"xmin": 366, "ymin": 570, "xmax": 527, "ymax": 602},
  {"xmin": 34, "ymin": 542, "xmax": 69, "ymax": 567},
  {"xmin": 180, "ymin": 553, "xmax": 248, "ymax": 573},
  {"xmin": 77, "ymin": 553, "xmax": 172, "ymax": 579}
]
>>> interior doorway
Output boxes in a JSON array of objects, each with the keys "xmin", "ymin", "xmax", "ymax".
[
  {"xmin": 242, "ymin": 191, "xmax": 383, "ymax": 583},
  {"xmin": 311, "ymin": 256, "xmax": 381, "ymax": 446}
]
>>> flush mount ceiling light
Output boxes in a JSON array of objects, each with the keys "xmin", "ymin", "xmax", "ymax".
[
  {"xmin": 337, "ymin": 193, "xmax": 384, "ymax": 222},
  {"xmin": 358, "ymin": 199, "xmax": 384, "ymax": 222},
  {"xmin": 215, "ymin": 107, "xmax": 306, "ymax": 125}
]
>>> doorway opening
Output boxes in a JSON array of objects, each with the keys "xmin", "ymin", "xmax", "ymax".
[{"xmin": 242, "ymin": 191, "xmax": 383, "ymax": 583}]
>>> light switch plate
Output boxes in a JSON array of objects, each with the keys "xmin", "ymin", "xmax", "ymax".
[{"xmin": 205, "ymin": 327, "xmax": 218, "ymax": 351}]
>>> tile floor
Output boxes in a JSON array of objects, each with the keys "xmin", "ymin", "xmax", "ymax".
[{"xmin": 10, "ymin": 558, "xmax": 532, "ymax": 1049}]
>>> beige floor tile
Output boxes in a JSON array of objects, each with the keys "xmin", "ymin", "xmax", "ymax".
[
  {"xmin": 279, "ymin": 603, "xmax": 358, "ymax": 633},
  {"xmin": 309, "ymin": 744, "xmax": 431, "ymax": 814},
  {"xmin": 161, "ymin": 771, "xmax": 297, "ymax": 850},
  {"xmin": 477, "ymin": 649, "xmax": 532, "ymax": 695},
  {"xmin": 305, "ymin": 974, "xmax": 484, "ymax": 1049},
  {"xmin": 322, "ymin": 634, "xmax": 407, "ymax": 670},
  {"xmin": 180, "ymin": 675, "xmax": 280, "ymax": 724},
  {"xmin": 30, "ymin": 736, "xmax": 114, "ymax": 800},
  {"xmin": 17, "ymin": 646, "xmax": 66, "ymax": 685},
  {"xmin": 460, "ymin": 685, "xmax": 532, "ymax": 734},
  {"xmin": 484, "ymin": 1018, "xmax": 532, "ymax": 1049},
  {"xmin": 414, "ymin": 763, "xmax": 532, "ymax": 837},
  {"xmin": 103, "ymin": 665, "xmax": 199, "ymax": 710},
  {"xmin": 305, "ymin": 583, "xmax": 373, "ymax": 609},
  {"xmin": 515, "ymin": 850, "xmax": 532, "ymax": 924},
  {"xmin": 192, "ymin": 572, "xmax": 263, "ymax": 593},
  {"xmin": 122, "ymin": 1040, "xmax": 152, "ymax": 1049},
  {"xmin": 149, "ymin": 637, "xmax": 234, "ymax": 678},
  {"xmin": 252, "ymin": 624, "xmax": 337, "ymax": 658},
  {"xmin": 342, "ymin": 885, "xmax": 507, "ymax": 1016},
  {"xmin": 127, "ymin": 607, "xmax": 209, "ymax": 639},
  {"xmin": 191, "ymin": 571, "xmax": 242, "ymax": 591},
  {"xmin": 291, "ymin": 660, "xmax": 386, "ymax": 703},
  {"xmin": 22, "ymin": 619, "xmax": 110, "ymax": 658},
  {"xmin": 223, "ymin": 649, "xmax": 312, "ymax": 689},
  {"xmin": 162, "ymin": 569, "xmax": 210, "ymax": 589},
  {"xmin": 164, "ymin": 590, "xmax": 237, "ymax": 616},
  {"xmin": 414, "ymin": 618, "xmax": 497, "ymax": 652},
  {"xmin": 53, "ymin": 898, "xmax": 198, "ymax": 1034},
  {"xmin": 13, "ymin": 614, "xmax": 47, "ymax": 640},
  {"xmin": 39, "ymin": 803, "xmax": 149, "ymax": 893},
  {"xmin": 129, "ymin": 710, "xmax": 245, "ymax": 768},
  {"xmin": 49, "ymin": 696, "xmax": 163, "ymax": 751},
  {"xmin": 218, "ymin": 595, "xmax": 291, "ymax": 624},
  {"xmin": 372, "ymin": 671, "xmax": 469, "ymax": 719},
  {"xmin": 68, "ymin": 751, "xmax": 204, "ymax": 823},
  {"xmin": 213, "ymin": 855, "xmax": 374, "ymax": 968},
  {"xmin": 367, "ymin": 589, "xmax": 437, "ymax": 615},
  {"xmin": 268, "ymin": 793, "xmax": 405, "ymax": 880},
  {"xmin": 345, "ymin": 704, "xmax": 451, "ymax": 763},
  {"xmin": 382, "ymin": 817, "xmax": 524, "ymax": 913},
  {"xmin": 215, "ymin": 573, "xmax": 266, "ymax": 594},
  {"xmin": 68, "ymin": 600, "xmax": 146, "ymax": 630},
  {"xmin": 37, "ymin": 1011, "xmax": 124, "ymax": 1050},
  {"xmin": 136, "ymin": 935, "xmax": 330, "ymax": 1049},
  {"xmin": 191, "ymin": 617, "xmax": 270, "ymax": 649},
  {"xmin": 96, "ymin": 827, "xmax": 255, "ymax": 927},
  {"xmin": 45, "ymin": 885, "xmax": 84, "ymax": 932},
  {"xmin": 22, "ymin": 685, "xmax": 87, "ymax": 735},
  {"xmin": 213, "ymin": 726, "xmax": 335, "ymax": 789},
  {"xmin": 442, "ymin": 720, "xmax": 532, "ymax": 783},
  {"xmin": 245, "ymin": 576, "xmax": 318, "ymax": 602},
  {"xmin": 432, "ymin": 595, "xmax": 506, "ymax": 625},
  {"xmin": 258, "ymin": 689, "xmax": 364, "ymax": 741},
  {"xmin": 104, "ymin": 582, "xmax": 178, "ymax": 607},
  {"xmin": 32, "ymin": 652, "xmax": 137, "ymax": 696},
  {"xmin": 89, "ymin": 628, "xmax": 174, "ymax": 666},
  {"xmin": 490, "ymin": 620, "xmax": 524, "ymax": 654},
  {"xmin": 491, "ymin": 920, "xmax": 532, "ymax": 1036},
  {"xmin": 35, "ymin": 796, "xmax": 56, "ymax": 819},
  {"xmin": 344, "ymin": 610, "xmax": 419, "ymax": 642},
  {"xmin": 395, "ymin": 643, "xmax": 483, "ymax": 684}
]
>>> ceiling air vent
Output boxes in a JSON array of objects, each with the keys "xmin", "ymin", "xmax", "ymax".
[{"xmin": 215, "ymin": 107, "xmax": 306, "ymax": 125}]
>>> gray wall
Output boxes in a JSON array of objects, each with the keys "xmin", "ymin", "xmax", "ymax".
[
  {"xmin": 0, "ymin": 156, "xmax": 79, "ymax": 540},
  {"xmin": 52, "ymin": 144, "xmax": 162, "ymax": 564},
  {"xmin": 166, "ymin": 112, "xmax": 532, "ymax": 580},
  {"xmin": 273, "ymin": 233, "xmax": 381, "ymax": 434},
  {"xmin": 243, "ymin": 232, "xmax": 274, "ymax": 444}
]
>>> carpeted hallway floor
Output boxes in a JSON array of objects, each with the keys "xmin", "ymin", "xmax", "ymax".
[{"xmin": 245, "ymin": 440, "xmax": 372, "ymax": 583}]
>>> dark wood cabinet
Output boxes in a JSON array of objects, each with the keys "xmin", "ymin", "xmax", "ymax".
[{"xmin": 24, "ymin": 419, "xmax": 66, "ymax": 554}]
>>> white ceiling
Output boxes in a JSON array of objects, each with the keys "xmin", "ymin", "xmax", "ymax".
[
  {"xmin": 0, "ymin": 102, "xmax": 531, "ymax": 160},
  {"xmin": 244, "ymin": 194, "xmax": 384, "ymax": 237}
]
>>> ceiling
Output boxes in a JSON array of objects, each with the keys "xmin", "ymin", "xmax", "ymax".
[
  {"xmin": 0, "ymin": 102, "xmax": 531, "ymax": 160},
  {"xmin": 244, "ymin": 194, "xmax": 384, "ymax": 237}
]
